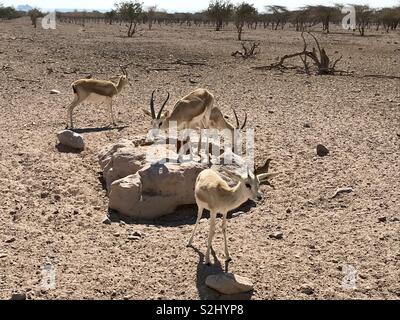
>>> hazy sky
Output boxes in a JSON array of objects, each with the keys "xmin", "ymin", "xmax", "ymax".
[{"xmin": 2, "ymin": 0, "xmax": 399, "ymax": 12}]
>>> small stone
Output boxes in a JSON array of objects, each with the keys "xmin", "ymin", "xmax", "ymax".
[
  {"xmin": 205, "ymin": 273, "xmax": 253, "ymax": 295},
  {"xmin": 316, "ymin": 144, "xmax": 329, "ymax": 157},
  {"xmin": 73, "ymin": 210, "xmax": 79, "ymax": 215},
  {"xmin": 127, "ymin": 235, "xmax": 140, "ymax": 241},
  {"xmin": 0, "ymin": 252, "xmax": 8, "ymax": 258},
  {"xmin": 269, "ymin": 231, "xmax": 283, "ymax": 240},
  {"xmin": 303, "ymin": 123, "xmax": 311, "ymax": 128},
  {"xmin": 378, "ymin": 216, "xmax": 387, "ymax": 223},
  {"xmin": 286, "ymin": 208, "xmax": 292, "ymax": 214},
  {"xmin": 10, "ymin": 293, "xmax": 26, "ymax": 300},
  {"xmin": 132, "ymin": 231, "xmax": 141, "ymax": 238},
  {"xmin": 5, "ymin": 237, "xmax": 16, "ymax": 243},
  {"xmin": 102, "ymin": 217, "xmax": 111, "ymax": 225},
  {"xmin": 299, "ymin": 284, "xmax": 314, "ymax": 295},
  {"xmin": 57, "ymin": 130, "xmax": 85, "ymax": 150},
  {"xmin": 113, "ymin": 232, "xmax": 120, "ymax": 237},
  {"xmin": 50, "ymin": 89, "xmax": 60, "ymax": 94},
  {"xmin": 54, "ymin": 195, "xmax": 61, "ymax": 201},
  {"xmin": 40, "ymin": 192, "xmax": 49, "ymax": 199}
]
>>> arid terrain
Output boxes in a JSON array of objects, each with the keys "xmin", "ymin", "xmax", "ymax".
[{"xmin": 0, "ymin": 17, "xmax": 399, "ymax": 300}]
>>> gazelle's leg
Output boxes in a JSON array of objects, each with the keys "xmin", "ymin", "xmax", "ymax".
[
  {"xmin": 205, "ymin": 211, "xmax": 216, "ymax": 265},
  {"xmin": 67, "ymin": 97, "xmax": 79, "ymax": 129},
  {"xmin": 187, "ymin": 206, "xmax": 203, "ymax": 247},
  {"xmin": 108, "ymin": 97, "xmax": 116, "ymax": 126},
  {"xmin": 222, "ymin": 213, "xmax": 231, "ymax": 262}
]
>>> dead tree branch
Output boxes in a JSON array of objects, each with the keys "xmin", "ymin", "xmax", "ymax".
[
  {"xmin": 232, "ymin": 42, "xmax": 260, "ymax": 59},
  {"xmin": 252, "ymin": 32, "xmax": 348, "ymax": 75}
]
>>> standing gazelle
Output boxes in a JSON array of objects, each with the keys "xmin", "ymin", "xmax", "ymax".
[
  {"xmin": 187, "ymin": 161, "xmax": 278, "ymax": 265},
  {"xmin": 66, "ymin": 66, "xmax": 131, "ymax": 128}
]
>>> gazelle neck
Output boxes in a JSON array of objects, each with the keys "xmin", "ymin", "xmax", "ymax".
[
  {"xmin": 116, "ymin": 77, "xmax": 126, "ymax": 93},
  {"xmin": 228, "ymin": 182, "xmax": 248, "ymax": 210}
]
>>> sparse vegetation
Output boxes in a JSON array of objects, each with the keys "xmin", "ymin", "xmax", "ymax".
[
  {"xmin": 28, "ymin": 8, "xmax": 44, "ymax": 28},
  {"xmin": 207, "ymin": 0, "xmax": 233, "ymax": 31},
  {"xmin": 115, "ymin": 0, "xmax": 143, "ymax": 37},
  {"xmin": 0, "ymin": 3, "xmax": 21, "ymax": 19},
  {"xmin": 234, "ymin": 2, "xmax": 257, "ymax": 40}
]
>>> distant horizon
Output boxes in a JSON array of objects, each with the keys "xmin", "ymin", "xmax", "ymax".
[{"xmin": 2, "ymin": 0, "xmax": 399, "ymax": 13}]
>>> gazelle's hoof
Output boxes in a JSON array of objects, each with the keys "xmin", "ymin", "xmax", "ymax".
[
  {"xmin": 186, "ymin": 242, "xmax": 192, "ymax": 248},
  {"xmin": 226, "ymin": 258, "xmax": 232, "ymax": 263}
]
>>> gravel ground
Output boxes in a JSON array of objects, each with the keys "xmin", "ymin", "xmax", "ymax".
[{"xmin": 0, "ymin": 17, "xmax": 399, "ymax": 300}]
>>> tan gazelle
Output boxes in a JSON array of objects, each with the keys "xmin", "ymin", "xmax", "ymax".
[
  {"xmin": 187, "ymin": 160, "xmax": 279, "ymax": 265},
  {"xmin": 66, "ymin": 66, "xmax": 131, "ymax": 128}
]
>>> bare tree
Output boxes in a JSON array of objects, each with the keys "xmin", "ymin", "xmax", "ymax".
[
  {"xmin": 28, "ymin": 8, "xmax": 44, "ymax": 28},
  {"xmin": 116, "ymin": 0, "xmax": 143, "ymax": 37},
  {"xmin": 147, "ymin": 5, "xmax": 157, "ymax": 30},
  {"xmin": 265, "ymin": 5, "xmax": 288, "ymax": 30},
  {"xmin": 207, "ymin": 0, "xmax": 233, "ymax": 31},
  {"xmin": 354, "ymin": 5, "xmax": 373, "ymax": 36},
  {"xmin": 234, "ymin": 2, "xmax": 257, "ymax": 40}
]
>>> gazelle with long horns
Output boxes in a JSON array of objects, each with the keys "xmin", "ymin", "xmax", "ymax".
[
  {"xmin": 187, "ymin": 160, "xmax": 279, "ymax": 265},
  {"xmin": 66, "ymin": 66, "xmax": 131, "ymax": 128},
  {"xmin": 143, "ymin": 88, "xmax": 247, "ymax": 154}
]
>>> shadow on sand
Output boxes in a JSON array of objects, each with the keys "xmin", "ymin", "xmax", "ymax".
[
  {"xmin": 189, "ymin": 246, "xmax": 254, "ymax": 300},
  {"xmin": 71, "ymin": 125, "xmax": 128, "ymax": 134}
]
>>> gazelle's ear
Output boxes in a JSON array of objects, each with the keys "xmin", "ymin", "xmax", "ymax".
[
  {"xmin": 142, "ymin": 109, "xmax": 152, "ymax": 117},
  {"xmin": 258, "ymin": 172, "xmax": 280, "ymax": 182},
  {"xmin": 162, "ymin": 110, "xmax": 170, "ymax": 118}
]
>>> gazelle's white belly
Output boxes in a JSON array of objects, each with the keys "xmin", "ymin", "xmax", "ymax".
[{"xmin": 84, "ymin": 93, "xmax": 108, "ymax": 104}]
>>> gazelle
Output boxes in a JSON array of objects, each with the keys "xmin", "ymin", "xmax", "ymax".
[
  {"xmin": 143, "ymin": 88, "xmax": 213, "ymax": 155},
  {"xmin": 143, "ymin": 89, "xmax": 247, "ymax": 154},
  {"xmin": 187, "ymin": 160, "xmax": 279, "ymax": 265},
  {"xmin": 66, "ymin": 66, "xmax": 131, "ymax": 129}
]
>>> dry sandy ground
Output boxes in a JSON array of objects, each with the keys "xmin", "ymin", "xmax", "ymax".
[{"xmin": 0, "ymin": 17, "xmax": 399, "ymax": 300}]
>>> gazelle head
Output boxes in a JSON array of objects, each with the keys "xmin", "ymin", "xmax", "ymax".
[
  {"xmin": 221, "ymin": 159, "xmax": 278, "ymax": 201},
  {"xmin": 143, "ymin": 90, "xmax": 171, "ymax": 129},
  {"xmin": 118, "ymin": 65, "xmax": 132, "ymax": 88}
]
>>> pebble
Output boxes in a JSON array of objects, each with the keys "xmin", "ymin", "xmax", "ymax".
[
  {"xmin": 102, "ymin": 216, "xmax": 111, "ymax": 225},
  {"xmin": 10, "ymin": 293, "xmax": 26, "ymax": 300},
  {"xmin": 378, "ymin": 216, "xmax": 387, "ymax": 223},
  {"xmin": 5, "ymin": 237, "xmax": 16, "ymax": 243},
  {"xmin": 269, "ymin": 231, "xmax": 284, "ymax": 240},
  {"xmin": 50, "ymin": 89, "xmax": 60, "ymax": 94},
  {"xmin": 299, "ymin": 284, "xmax": 315, "ymax": 295},
  {"xmin": 316, "ymin": 144, "xmax": 329, "ymax": 157}
]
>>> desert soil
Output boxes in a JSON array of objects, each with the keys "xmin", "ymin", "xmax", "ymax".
[{"xmin": 0, "ymin": 17, "xmax": 399, "ymax": 300}]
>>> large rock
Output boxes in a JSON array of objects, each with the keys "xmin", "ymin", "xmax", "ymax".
[
  {"xmin": 57, "ymin": 130, "xmax": 85, "ymax": 150},
  {"xmin": 99, "ymin": 138, "xmax": 249, "ymax": 219},
  {"xmin": 205, "ymin": 273, "xmax": 254, "ymax": 295}
]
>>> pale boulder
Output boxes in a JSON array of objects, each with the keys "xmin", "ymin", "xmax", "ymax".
[
  {"xmin": 205, "ymin": 273, "xmax": 254, "ymax": 295},
  {"xmin": 57, "ymin": 130, "xmax": 85, "ymax": 150}
]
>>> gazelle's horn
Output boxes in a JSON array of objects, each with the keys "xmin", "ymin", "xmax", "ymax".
[
  {"xmin": 150, "ymin": 90, "xmax": 156, "ymax": 119},
  {"xmin": 157, "ymin": 92, "xmax": 170, "ymax": 119}
]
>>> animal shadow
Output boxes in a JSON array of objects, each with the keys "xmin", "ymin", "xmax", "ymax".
[{"xmin": 190, "ymin": 246, "xmax": 253, "ymax": 301}]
